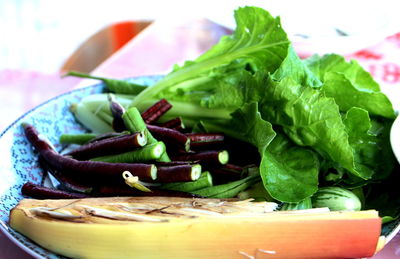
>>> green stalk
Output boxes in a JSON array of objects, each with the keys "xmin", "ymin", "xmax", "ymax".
[
  {"xmin": 122, "ymin": 107, "xmax": 170, "ymax": 162},
  {"xmin": 191, "ymin": 175, "xmax": 260, "ymax": 198},
  {"xmin": 91, "ymin": 142, "xmax": 166, "ymax": 163},
  {"xmin": 122, "ymin": 107, "xmax": 156, "ymax": 142},
  {"xmin": 160, "ymin": 171, "xmax": 213, "ymax": 192},
  {"xmin": 59, "ymin": 133, "xmax": 97, "ymax": 145}
]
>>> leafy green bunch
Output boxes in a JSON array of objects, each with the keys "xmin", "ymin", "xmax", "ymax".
[{"xmin": 73, "ymin": 7, "xmax": 398, "ymax": 218}]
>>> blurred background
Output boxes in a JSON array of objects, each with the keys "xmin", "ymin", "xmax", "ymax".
[
  {"xmin": 0, "ymin": 0, "xmax": 180, "ymax": 73},
  {"xmin": 1, "ymin": 0, "xmax": 399, "ymax": 72}
]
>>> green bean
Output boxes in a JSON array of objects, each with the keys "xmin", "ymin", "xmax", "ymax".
[
  {"xmin": 122, "ymin": 107, "xmax": 154, "ymax": 141},
  {"xmin": 90, "ymin": 142, "xmax": 166, "ymax": 163},
  {"xmin": 59, "ymin": 133, "xmax": 97, "ymax": 145},
  {"xmin": 156, "ymin": 164, "xmax": 202, "ymax": 182},
  {"xmin": 160, "ymin": 171, "xmax": 213, "ymax": 192},
  {"xmin": 59, "ymin": 132, "xmax": 130, "ymax": 145},
  {"xmin": 191, "ymin": 175, "xmax": 259, "ymax": 198},
  {"xmin": 122, "ymin": 107, "xmax": 170, "ymax": 161}
]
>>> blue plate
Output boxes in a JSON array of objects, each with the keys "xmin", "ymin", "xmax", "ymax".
[{"xmin": 0, "ymin": 75, "xmax": 399, "ymax": 258}]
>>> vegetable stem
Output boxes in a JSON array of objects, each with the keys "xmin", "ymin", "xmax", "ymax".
[
  {"xmin": 91, "ymin": 142, "xmax": 166, "ymax": 163},
  {"xmin": 171, "ymin": 150, "xmax": 229, "ymax": 167},
  {"xmin": 97, "ymin": 185, "xmax": 202, "ymax": 198},
  {"xmin": 158, "ymin": 117, "xmax": 185, "ymax": 131},
  {"xmin": 22, "ymin": 182, "xmax": 89, "ymax": 199},
  {"xmin": 108, "ymin": 94, "xmax": 126, "ymax": 132},
  {"xmin": 191, "ymin": 175, "xmax": 259, "ymax": 198},
  {"xmin": 147, "ymin": 124, "xmax": 190, "ymax": 152},
  {"xmin": 155, "ymin": 164, "xmax": 202, "ymax": 183},
  {"xmin": 186, "ymin": 133, "xmax": 224, "ymax": 150},
  {"xmin": 59, "ymin": 133, "xmax": 97, "ymax": 145},
  {"xmin": 23, "ymin": 123, "xmax": 157, "ymax": 182},
  {"xmin": 160, "ymin": 171, "xmax": 213, "ymax": 192},
  {"xmin": 67, "ymin": 132, "xmax": 147, "ymax": 160},
  {"xmin": 122, "ymin": 107, "xmax": 170, "ymax": 161},
  {"xmin": 141, "ymin": 99, "xmax": 172, "ymax": 124}
]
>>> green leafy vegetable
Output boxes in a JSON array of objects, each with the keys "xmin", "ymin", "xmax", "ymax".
[
  {"xmin": 69, "ymin": 6, "xmax": 398, "ymax": 217},
  {"xmin": 305, "ymin": 54, "xmax": 395, "ymax": 119},
  {"xmin": 260, "ymin": 77, "xmax": 368, "ymax": 179},
  {"xmin": 272, "ymin": 46, "xmax": 321, "ymax": 87},
  {"xmin": 261, "ymin": 134, "xmax": 319, "ymax": 202}
]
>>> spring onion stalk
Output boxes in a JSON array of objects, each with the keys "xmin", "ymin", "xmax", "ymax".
[{"xmin": 59, "ymin": 133, "xmax": 97, "ymax": 145}]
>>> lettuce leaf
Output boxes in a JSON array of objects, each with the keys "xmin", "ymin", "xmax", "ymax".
[
  {"xmin": 202, "ymin": 102, "xmax": 319, "ymax": 202},
  {"xmin": 305, "ymin": 54, "xmax": 380, "ymax": 91},
  {"xmin": 229, "ymin": 102, "xmax": 276, "ymax": 148},
  {"xmin": 259, "ymin": 77, "xmax": 371, "ymax": 178},
  {"xmin": 262, "ymin": 134, "xmax": 319, "ymax": 202},
  {"xmin": 305, "ymin": 54, "xmax": 395, "ymax": 118},
  {"xmin": 272, "ymin": 46, "xmax": 321, "ymax": 88},
  {"xmin": 342, "ymin": 108, "xmax": 378, "ymax": 179},
  {"xmin": 200, "ymin": 102, "xmax": 276, "ymax": 150},
  {"xmin": 343, "ymin": 108, "xmax": 396, "ymax": 181}
]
